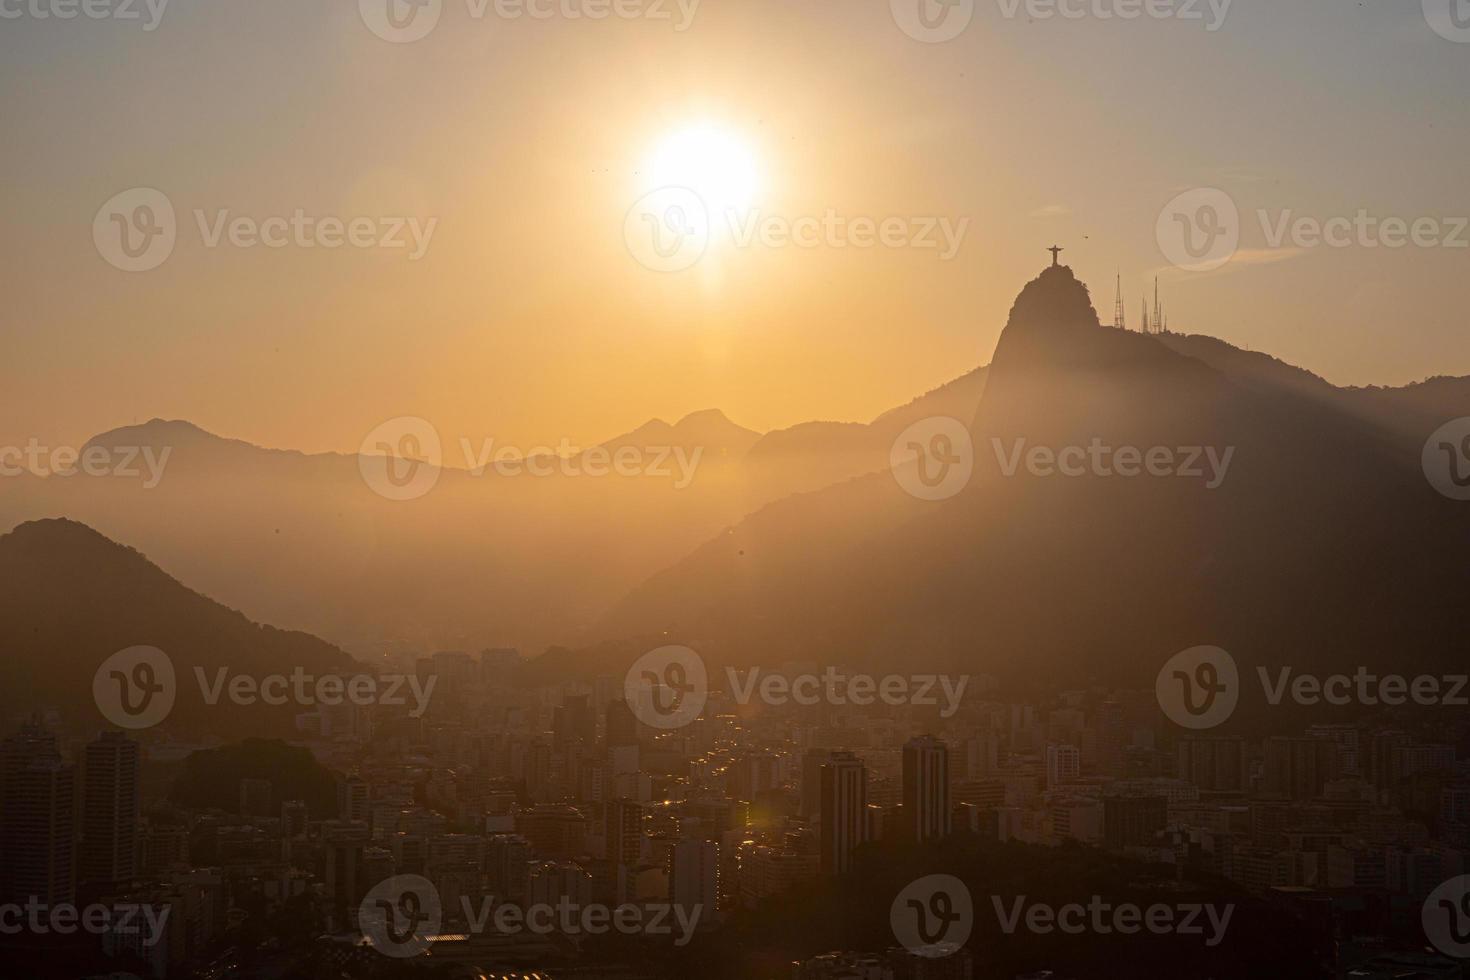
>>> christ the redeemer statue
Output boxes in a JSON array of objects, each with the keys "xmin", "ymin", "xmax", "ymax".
[{"xmin": 1049, "ymin": 245, "xmax": 1063, "ymax": 267}]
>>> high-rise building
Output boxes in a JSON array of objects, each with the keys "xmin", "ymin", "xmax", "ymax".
[
  {"xmin": 801, "ymin": 749, "xmax": 833, "ymax": 819},
  {"xmin": 1176, "ymin": 737, "xmax": 1248, "ymax": 793},
  {"xmin": 338, "ymin": 774, "xmax": 370, "ymax": 825},
  {"xmin": 735, "ymin": 753, "xmax": 780, "ymax": 800},
  {"xmin": 0, "ymin": 722, "xmax": 77, "ymax": 905},
  {"xmin": 819, "ymin": 752, "xmax": 868, "ymax": 875},
  {"xmin": 280, "ymin": 799, "xmax": 309, "ymax": 839},
  {"xmin": 605, "ymin": 799, "xmax": 646, "ymax": 867},
  {"xmin": 1103, "ymin": 794, "xmax": 1167, "ymax": 850},
  {"xmin": 902, "ymin": 736, "xmax": 951, "ymax": 844},
  {"xmin": 528, "ymin": 860, "xmax": 592, "ymax": 907},
  {"xmin": 605, "ymin": 699, "xmax": 639, "ymax": 748},
  {"xmin": 1263, "ymin": 737, "xmax": 1339, "ymax": 801},
  {"xmin": 1044, "ymin": 744, "xmax": 1080, "ymax": 789},
  {"xmin": 487, "ymin": 833, "xmax": 533, "ymax": 904},
  {"xmin": 669, "ymin": 838, "xmax": 717, "ymax": 924},
  {"xmin": 81, "ymin": 730, "xmax": 140, "ymax": 892},
  {"xmin": 554, "ymin": 694, "xmax": 596, "ymax": 749}
]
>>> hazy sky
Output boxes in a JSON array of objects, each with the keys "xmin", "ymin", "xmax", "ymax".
[{"xmin": 3, "ymin": 0, "xmax": 1467, "ymax": 454}]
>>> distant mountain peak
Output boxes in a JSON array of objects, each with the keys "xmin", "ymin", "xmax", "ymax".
[
  {"xmin": 84, "ymin": 418, "xmax": 225, "ymax": 450},
  {"xmin": 1002, "ymin": 264, "xmax": 1102, "ymax": 336},
  {"xmin": 675, "ymin": 408, "xmax": 738, "ymax": 428},
  {"xmin": 4, "ymin": 516, "xmax": 115, "ymax": 548}
]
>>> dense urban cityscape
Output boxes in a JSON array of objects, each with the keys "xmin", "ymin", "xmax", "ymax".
[{"xmin": 3, "ymin": 645, "xmax": 1468, "ymax": 977}]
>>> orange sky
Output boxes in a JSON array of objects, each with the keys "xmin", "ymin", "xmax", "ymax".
[{"xmin": 3, "ymin": 2, "xmax": 1468, "ymax": 454}]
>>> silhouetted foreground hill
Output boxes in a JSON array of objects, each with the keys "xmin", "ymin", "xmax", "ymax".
[
  {"xmin": 599, "ymin": 266, "xmax": 1470, "ymax": 706},
  {"xmin": 169, "ymin": 739, "xmax": 338, "ymax": 817},
  {"xmin": 0, "ymin": 518, "xmax": 357, "ymax": 735}
]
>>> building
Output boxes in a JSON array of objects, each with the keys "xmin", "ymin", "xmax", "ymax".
[
  {"xmin": 1177, "ymin": 736, "xmax": 1248, "ymax": 793},
  {"xmin": 81, "ymin": 730, "xmax": 140, "ymax": 893},
  {"xmin": 669, "ymin": 838, "xmax": 717, "ymax": 923},
  {"xmin": 801, "ymin": 748, "xmax": 833, "ymax": 819},
  {"xmin": 903, "ymin": 736, "xmax": 952, "ymax": 844},
  {"xmin": 820, "ymin": 752, "xmax": 868, "ymax": 874},
  {"xmin": 1263, "ymin": 737, "xmax": 1339, "ymax": 801},
  {"xmin": 0, "ymin": 721, "xmax": 77, "ymax": 905},
  {"xmin": 1044, "ymin": 744, "xmax": 1080, "ymax": 789},
  {"xmin": 605, "ymin": 798, "xmax": 646, "ymax": 867},
  {"xmin": 1103, "ymin": 794, "xmax": 1167, "ymax": 851},
  {"xmin": 337, "ymin": 774, "xmax": 370, "ymax": 825}
]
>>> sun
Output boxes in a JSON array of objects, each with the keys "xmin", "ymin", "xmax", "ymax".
[{"xmin": 645, "ymin": 123, "xmax": 761, "ymax": 216}]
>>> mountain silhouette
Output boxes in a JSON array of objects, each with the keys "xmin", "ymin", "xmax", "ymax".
[
  {"xmin": 0, "ymin": 518, "xmax": 357, "ymax": 735},
  {"xmin": 596, "ymin": 264, "xmax": 1470, "ymax": 702},
  {"xmin": 0, "ymin": 387, "xmax": 988, "ymax": 656}
]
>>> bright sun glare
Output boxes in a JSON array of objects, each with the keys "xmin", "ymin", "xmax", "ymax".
[{"xmin": 645, "ymin": 124, "xmax": 760, "ymax": 215}]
